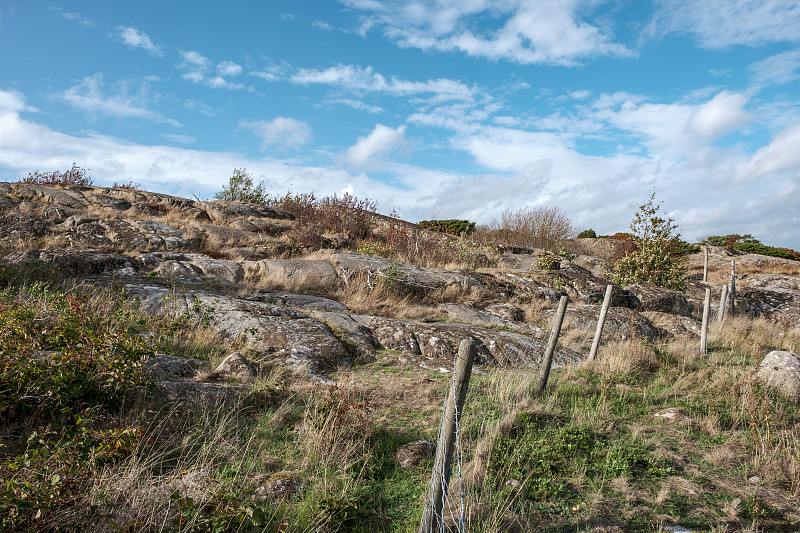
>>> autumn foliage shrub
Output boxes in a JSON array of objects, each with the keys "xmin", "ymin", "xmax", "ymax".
[
  {"xmin": 20, "ymin": 163, "xmax": 93, "ymax": 187},
  {"xmin": 484, "ymin": 206, "xmax": 575, "ymax": 250}
]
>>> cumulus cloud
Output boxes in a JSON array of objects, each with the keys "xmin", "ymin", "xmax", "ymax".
[
  {"xmin": 650, "ymin": 0, "xmax": 800, "ymax": 48},
  {"xmin": 686, "ymin": 91, "xmax": 752, "ymax": 141},
  {"xmin": 343, "ymin": 124, "xmax": 408, "ymax": 168},
  {"xmin": 340, "ymin": 0, "xmax": 634, "ymax": 66},
  {"xmin": 118, "ymin": 26, "xmax": 162, "ymax": 56},
  {"xmin": 239, "ymin": 117, "xmax": 313, "ymax": 151},
  {"xmin": 0, "ymin": 90, "xmax": 38, "ymax": 114},
  {"xmin": 56, "ymin": 73, "xmax": 178, "ymax": 125}
]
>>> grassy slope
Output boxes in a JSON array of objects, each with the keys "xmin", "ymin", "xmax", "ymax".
[{"xmin": 1, "ymin": 263, "xmax": 800, "ymax": 532}]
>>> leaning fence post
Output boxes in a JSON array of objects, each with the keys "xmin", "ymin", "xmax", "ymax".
[
  {"xmin": 729, "ymin": 259, "xmax": 736, "ymax": 317},
  {"xmin": 420, "ymin": 339, "xmax": 476, "ymax": 533},
  {"xmin": 533, "ymin": 295, "xmax": 568, "ymax": 396},
  {"xmin": 718, "ymin": 284, "xmax": 729, "ymax": 323},
  {"xmin": 700, "ymin": 288, "xmax": 710, "ymax": 354},
  {"xmin": 703, "ymin": 246, "xmax": 709, "ymax": 282},
  {"xmin": 588, "ymin": 285, "xmax": 613, "ymax": 361}
]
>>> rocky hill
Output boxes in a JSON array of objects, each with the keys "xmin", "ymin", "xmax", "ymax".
[{"xmin": 2, "ymin": 181, "xmax": 800, "ymax": 532}]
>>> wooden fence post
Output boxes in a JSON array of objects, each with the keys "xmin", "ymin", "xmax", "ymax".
[
  {"xmin": 588, "ymin": 285, "xmax": 613, "ymax": 361},
  {"xmin": 729, "ymin": 259, "xmax": 736, "ymax": 317},
  {"xmin": 703, "ymin": 246, "xmax": 709, "ymax": 282},
  {"xmin": 420, "ymin": 339, "xmax": 476, "ymax": 533},
  {"xmin": 533, "ymin": 295, "xmax": 568, "ymax": 396},
  {"xmin": 718, "ymin": 284, "xmax": 729, "ymax": 323},
  {"xmin": 700, "ymin": 288, "xmax": 710, "ymax": 354}
]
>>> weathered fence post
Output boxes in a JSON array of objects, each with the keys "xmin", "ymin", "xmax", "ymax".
[
  {"xmin": 533, "ymin": 295, "xmax": 569, "ymax": 396},
  {"xmin": 588, "ymin": 285, "xmax": 613, "ymax": 361},
  {"xmin": 420, "ymin": 339, "xmax": 476, "ymax": 533},
  {"xmin": 718, "ymin": 284, "xmax": 729, "ymax": 323},
  {"xmin": 703, "ymin": 246, "xmax": 709, "ymax": 282},
  {"xmin": 729, "ymin": 259, "xmax": 736, "ymax": 317},
  {"xmin": 700, "ymin": 288, "xmax": 710, "ymax": 354}
]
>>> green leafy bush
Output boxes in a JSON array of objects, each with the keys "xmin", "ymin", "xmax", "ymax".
[
  {"xmin": 418, "ymin": 219, "xmax": 476, "ymax": 236},
  {"xmin": 703, "ymin": 234, "xmax": 800, "ymax": 261},
  {"xmin": 612, "ymin": 193, "xmax": 686, "ymax": 291},
  {"xmin": 577, "ymin": 229, "xmax": 596, "ymax": 238},
  {"xmin": 0, "ymin": 285, "xmax": 151, "ymax": 421},
  {"xmin": 214, "ymin": 168, "xmax": 270, "ymax": 205}
]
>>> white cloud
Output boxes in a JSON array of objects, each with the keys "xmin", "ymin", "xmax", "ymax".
[
  {"xmin": 2, "ymin": 89, "xmax": 800, "ymax": 249},
  {"xmin": 341, "ymin": 0, "xmax": 634, "ymax": 66},
  {"xmin": 329, "ymin": 98, "xmax": 384, "ymax": 114},
  {"xmin": 161, "ymin": 133, "xmax": 196, "ymax": 144},
  {"xmin": 217, "ymin": 61, "xmax": 243, "ymax": 77},
  {"xmin": 178, "ymin": 52, "xmax": 247, "ymax": 89},
  {"xmin": 650, "ymin": 0, "xmax": 800, "ymax": 48},
  {"xmin": 118, "ymin": 26, "xmax": 162, "ymax": 56},
  {"xmin": 738, "ymin": 122, "xmax": 800, "ymax": 180},
  {"xmin": 312, "ymin": 20, "xmax": 334, "ymax": 31},
  {"xmin": 56, "ymin": 73, "xmax": 179, "ymax": 125},
  {"xmin": 344, "ymin": 124, "xmax": 408, "ymax": 168},
  {"xmin": 749, "ymin": 48, "xmax": 800, "ymax": 86},
  {"xmin": 685, "ymin": 91, "xmax": 752, "ymax": 141},
  {"xmin": 58, "ymin": 11, "xmax": 94, "ymax": 27},
  {"xmin": 239, "ymin": 117, "xmax": 313, "ymax": 151},
  {"xmin": 0, "ymin": 90, "xmax": 38, "ymax": 113},
  {"xmin": 180, "ymin": 51, "xmax": 211, "ymax": 70},
  {"xmin": 291, "ymin": 64, "xmax": 475, "ymax": 102},
  {"xmin": 184, "ymin": 99, "xmax": 215, "ymax": 116}
]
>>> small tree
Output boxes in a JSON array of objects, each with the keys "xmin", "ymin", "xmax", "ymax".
[
  {"xmin": 612, "ymin": 192, "xmax": 686, "ymax": 291},
  {"xmin": 214, "ymin": 168, "xmax": 270, "ymax": 205}
]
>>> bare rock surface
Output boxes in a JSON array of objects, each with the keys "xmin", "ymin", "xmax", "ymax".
[
  {"xmin": 126, "ymin": 284, "xmax": 349, "ymax": 376},
  {"xmin": 395, "ymin": 440, "xmax": 435, "ymax": 468},
  {"xmin": 244, "ymin": 259, "xmax": 340, "ymax": 291},
  {"xmin": 546, "ymin": 304, "xmax": 660, "ymax": 341},
  {"xmin": 253, "ymin": 292, "xmax": 349, "ymax": 312},
  {"xmin": 330, "ymin": 253, "xmax": 474, "ymax": 292},
  {"xmin": 626, "ymin": 284, "xmax": 692, "ymax": 317},
  {"xmin": 142, "ymin": 354, "xmax": 208, "ymax": 381},
  {"xmin": 213, "ymin": 352, "xmax": 259, "ymax": 380},
  {"xmin": 5, "ymin": 249, "xmax": 140, "ymax": 278},
  {"xmin": 757, "ymin": 350, "xmax": 800, "ymax": 399},
  {"xmin": 641, "ymin": 311, "xmax": 702, "ymax": 339},
  {"xmin": 353, "ymin": 315, "xmax": 581, "ymax": 369}
]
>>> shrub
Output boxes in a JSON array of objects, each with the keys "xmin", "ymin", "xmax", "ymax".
[
  {"xmin": 418, "ymin": 219, "xmax": 476, "ymax": 236},
  {"xmin": 214, "ymin": 168, "xmax": 269, "ymax": 205},
  {"xmin": 485, "ymin": 206, "xmax": 575, "ymax": 250},
  {"xmin": 612, "ymin": 192, "xmax": 686, "ymax": 291},
  {"xmin": 703, "ymin": 234, "xmax": 800, "ymax": 261},
  {"xmin": 577, "ymin": 229, "xmax": 596, "ymax": 239},
  {"xmin": 20, "ymin": 163, "xmax": 93, "ymax": 187},
  {"xmin": 112, "ymin": 180, "xmax": 140, "ymax": 190}
]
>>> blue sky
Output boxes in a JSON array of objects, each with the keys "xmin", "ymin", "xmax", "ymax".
[{"xmin": 1, "ymin": 1, "xmax": 799, "ymax": 248}]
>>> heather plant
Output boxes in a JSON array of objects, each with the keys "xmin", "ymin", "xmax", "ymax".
[
  {"xmin": 418, "ymin": 219, "xmax": 476, "ymax": 236},
  {"xmin": 612, "ymin": 192, "xmax": 686, "ymax": 291},
  {"xmin": 20, "ymin": 163, "xmax": 93, "ymax": 187}
]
